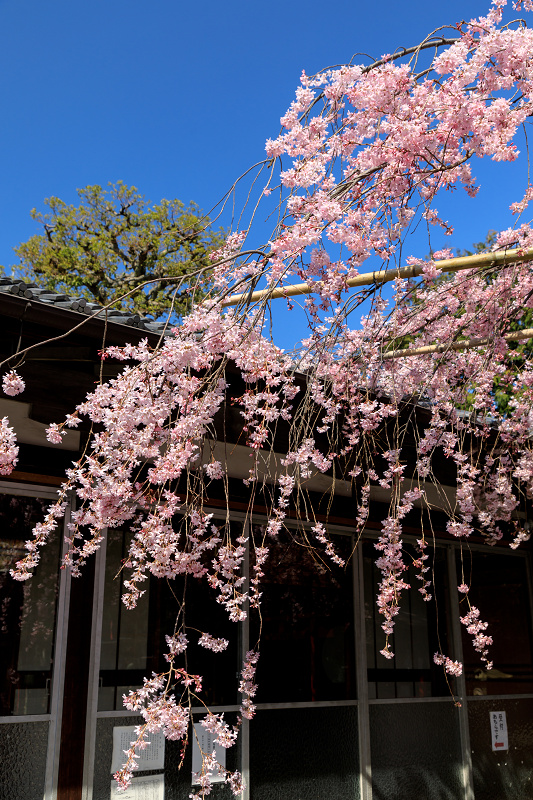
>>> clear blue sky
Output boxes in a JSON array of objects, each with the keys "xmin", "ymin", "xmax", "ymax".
[{"xmin": 0, "ymin": 0, "xmax": 527, "ymax": 349}]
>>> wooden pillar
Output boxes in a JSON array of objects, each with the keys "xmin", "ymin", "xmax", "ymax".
[{"xmin": 56, "ymin": 559, "xmax": 95, "ymax": 800}]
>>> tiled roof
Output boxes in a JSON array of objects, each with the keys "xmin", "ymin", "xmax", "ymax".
[{"xmin": 0, "ymin": 276, "xmax": 171, "ymax": 335}]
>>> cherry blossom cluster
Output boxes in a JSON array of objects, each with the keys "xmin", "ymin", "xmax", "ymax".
[
  {"xmin": 312, "ymin": 522, "xmax": 345, "ymax": 567},
  {"xmin": 239, "ymin": 649, "xmax": 259, "ymax": 720},
  {"xmin": 198, "ymin": 632, "xmax": 229, "ymax": 652},
  {"xmin": 2, "ymin": 370, "xmax": 25, "ymax": 396},
  {"xmin": 374, "ymin": 495, "xmax": 418, "ymax": 656},
  {"xmin": 249, "ymin": 545, "xmax": 269, "ymax": 608},
  {"xmin": 117, "ymin": 673, "xmax": 191, "ymax": 789},
  {"xmin": 412, "ymin": 537, "xmax": 432, "ymax": 602},
  {"xmin": 0, "ymin": 417, "xmax": 18, "ymax": 476},
  {"xmin": 191, "ymin": 760, "xmax": 245, "ymax": 799},
  {"xmin": 200, "ymin": 713, "xmax": 238, "ymax": 749},
  {"xmin": 460, "ymin": 606, "xmax": 494, "ymax": 670},
  {"xmin": 433, "ymin": 653, "xmax": 463, "ymax": 677},
  {"xmin": 256, "ymin": 0, "xmax": 533, "ymax": 310}
]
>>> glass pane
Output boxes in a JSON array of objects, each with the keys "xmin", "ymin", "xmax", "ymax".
[
  {"xmin": 99, "ymin": 523, "xmax": 242, "ymax": 711},
  {"xmin": 364, "ymin": 541, "xmax": 452, "ymax": 698},
  {"xmin": 468, "ymin": 697, "xmax": 533, "ymax": 800},
  {"xmin": 251, "ymin": 527, "xmax": 356, "ymax": 703},
  {"xmin": 457, "ymin": 552, "xmax": 533, "ymax": 695},
  {"xmin": 249, "ymin": 707, "xmax": 360, "ymax": 800},
  {"xmin": 0, "ymin": 721, "xmax": 49, "ymax": 799},
  {"xmin": 0, "ymin": 494, "xmax": 61, "ymax": 716},
  {"xmin": 93, "ymin": 714, "xmax": 241, "ymax": 800},
  {"xmin": 98, "ymin": 528, "xmax": 150, "ymax": 710},
  {"xmin": 370, "ymin": 701, "xmax": 464, "ymax": 799}
]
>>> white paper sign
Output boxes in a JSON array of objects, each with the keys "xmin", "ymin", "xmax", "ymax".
[
  {"xmin": 191, "ymin": 723, "xmax": 226, "ymax": 784},
  {"xmin": 490, "ymin": 711, "xmax": 509, "ymax": 751},
  {"xmin": 111, "ymin": 726, "xmax": 165, "ymax": 773},
  {"xmin": 110, "ymin": 773, "xmax": 164, "ymax": 800}
]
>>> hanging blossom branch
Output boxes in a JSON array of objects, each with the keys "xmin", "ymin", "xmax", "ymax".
[
  {"xmin": 0, "ymin": 417, "xmax": 18, "ymax": 476},
  {"xmin": 6, "ymin": 0, "xmax": 533, "ymax": 791}
]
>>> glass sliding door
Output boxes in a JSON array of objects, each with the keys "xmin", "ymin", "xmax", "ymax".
[
  {"xmin": 97, "ymin": 524, "xmax": 242, "ymax": 713},
  {"xmin": 248, "ymin": 525, "xmax": 360, "ymax": 800},
  {"xmin": 364, "ymin": 540, "xmax": 466, "ymax": 799},
  {"xmin": 89, "ymin": 519, "xmax": 244, "ymax": 800},
  {"xmin": 83, "ymin": 514, "xmax": 533, "ymax": 800},
  {"xmin": 458, "ymin": 551, "xmax": 533, "ymax": 696},
  {"xmin": 364, "ymin": 541, "xmax": 453, "ymax": 700},
  {"xmin": 459, "ymin": 550, "xmax": 533, "ymax": 799},
  {"xmin": 250, "ymin": 527, "xmax": 356, "ymax": 704}
]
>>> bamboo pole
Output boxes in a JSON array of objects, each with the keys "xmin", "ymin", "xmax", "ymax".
[
  {"xmin": 221, "ymin": 247, "xmax": 533, "ymax": 307},
  {"xmin": 381, "ymin": 327, "xmax": 533, "ymax": 360}
]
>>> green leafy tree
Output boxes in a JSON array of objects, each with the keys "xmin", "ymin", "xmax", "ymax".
[
  {"xmin": 455, "ymin": 229, "xmax": 498, "ymax": 258},
  {"xmin": 13, "ymin": 182, "xmax": 225, "ymax": 319}
]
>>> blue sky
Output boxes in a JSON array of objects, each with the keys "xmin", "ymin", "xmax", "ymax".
[{"xmin": 0, "ymin": 0, "xmax": 528, "ymax": 349}]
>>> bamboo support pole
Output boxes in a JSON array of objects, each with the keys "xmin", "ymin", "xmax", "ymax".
[
  {"xmin": 221, "ymin": 248, "xmax": 533, "ymax": 307},
  {"xmin": 381, "ymin": 327, "xmax": 533, "ymax": 360}
]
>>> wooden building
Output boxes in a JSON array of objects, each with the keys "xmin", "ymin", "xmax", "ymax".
[{"xmin": 1, "ymin": 279, "xmax": 532, "ymax": 800}]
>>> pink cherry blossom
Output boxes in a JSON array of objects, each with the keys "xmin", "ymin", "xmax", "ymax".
[
  {"xmin": 0, "ymin": 416, "xmax": 18, "ymax": 475},
  {"xmin": 2, "ymin": 370, "xmax": 24, "ymax": 396}
]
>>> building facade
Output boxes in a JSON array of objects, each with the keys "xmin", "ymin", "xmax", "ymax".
[{"xmin": 0, "ymin": 283, "xmax": 532, "ymax": 800}]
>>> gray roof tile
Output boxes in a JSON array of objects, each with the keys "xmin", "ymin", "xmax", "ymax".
[{"xmin": 0, "ymin": 275, "xmax": 172, "ymax": 335}]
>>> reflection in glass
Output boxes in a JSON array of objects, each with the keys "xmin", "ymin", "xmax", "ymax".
[
  {"xmin": 364, "ymin": 541, "xmax": 451, "ymax": 698},
  {"xmin": 251, "ymin": 526, "xmax": 356, "ymax": 703},
  {"xmin": 99, "ymin": 528, "xmax": 150, "ymax": 710},
  {"xmin": 458, "ymin": 552, "xmax": 533, "ymax": 696},
  {"xmin": 99, "ymin": 523, "xmax": 242, "ymax": 711},
  {"xmin": 0, "ymin": 494, "xmax": 60, "ymax": 716}
]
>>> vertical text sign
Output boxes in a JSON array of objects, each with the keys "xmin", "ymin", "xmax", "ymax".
[
  {"xmin": 490, "ymin": 711, "xmax": 508, "ymax": 752},
  {"xmin": 111, "ymin": 726, "xmax": 165, "ymax": 773},
  {"xmin": 191, "ymin": 722, "xmax": 226, "ymax": 785}
]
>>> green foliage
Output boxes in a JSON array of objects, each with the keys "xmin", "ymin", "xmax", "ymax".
[
  {"xmin": 13, "ymin": 182, "xmax": 225, "ymax": 319},
  {"xmin": 455, "ymin": 229, "xmax": 498, "ymax": 258}
]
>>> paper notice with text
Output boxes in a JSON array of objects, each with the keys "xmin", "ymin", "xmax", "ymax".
[
  {"xmin": 110, "ymin": 773, "xmax": 164, "ymax": 800},
  {"xmin": 111, "ymin": 726, "xmax": 165, "ymax": 773},
  {"xmin": 490, "ymin": 711, "xmax": 509, "ymax": 751},
  {"xmin": 191, "ymin": 722, "xmax": 226, "ymax": 784}
]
